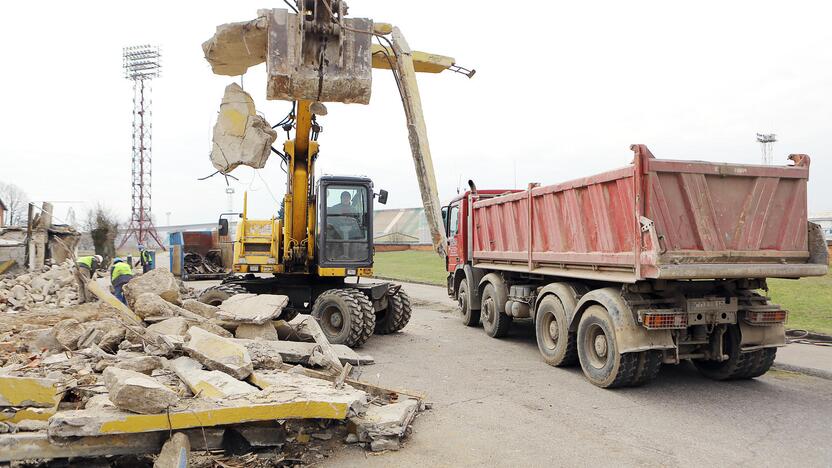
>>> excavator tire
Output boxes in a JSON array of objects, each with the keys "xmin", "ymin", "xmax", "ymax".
[
  {"xmin": 374, "ymin": 289, "xmax": 412, "ymax": 335},
  {"xmin": 312, "ymin": 289, "xmax": 375, "ymax": 348},
  {"xmin": 198, "ymin": 284, "xmax": 249, "ymax": 306}
]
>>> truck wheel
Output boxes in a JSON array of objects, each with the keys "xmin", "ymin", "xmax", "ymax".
[
  {"xmin": 481, "ymin": 283, "xmax": 511, "ymax": 338},
  {"xmin": 694, "ymin": 325, "xmax": 771, "ymax": 380},
  {"xmin": 535, "ymin": 296, "xmax": 577, "ymax": 366},
  {"xmin": 630, "ymin": 350, "xmax": 663, "ymax": 386},
  {"xmin": 312, "ymin": 289, "xmax": 375, "ymax": 348},
  {"xmin": 374, "ymin": 289, "xmax": 412, "ymax": 334},
  {"xmin": 198, "ymin": 284, "xmax": 248, "ymax": 306},
  {"xmin": 457, "ymin": 279, "xmax": 479, "ymax": 327},
  {"xmin": 577, "ymin": 305, "xmax": 639, "ymax": 388}
]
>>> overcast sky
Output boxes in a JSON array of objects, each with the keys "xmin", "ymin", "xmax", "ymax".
[{"xmin": 1, "ymin": 1, "xmax": 830, "ymax": 228}]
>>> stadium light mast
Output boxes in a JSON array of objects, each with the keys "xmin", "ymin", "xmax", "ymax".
[
  {"xmin": 756, "ymin": 132, "xmax": 777, "ymax": 165},
  {"xmin": 120, "ymin": 45, "xmax": 165, "ymax": 250}
]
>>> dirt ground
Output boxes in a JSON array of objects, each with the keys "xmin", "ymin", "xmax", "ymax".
[{"xmin": 320, "ymin": 282, "xmax": 832, "ymax": 467}]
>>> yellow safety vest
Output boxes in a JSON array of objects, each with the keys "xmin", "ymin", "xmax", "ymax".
[
  {"xmin": 111, "ymin": 262, "xmax": 133, "ymax": 282},
  {"xmin": 77, "ymin": 256, "xmax": 94, "ymax": 268}
]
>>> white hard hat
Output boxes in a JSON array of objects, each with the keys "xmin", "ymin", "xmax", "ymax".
[{"xmin": 94, "ymin": 255, "xmax": 103, "ymax": 263}]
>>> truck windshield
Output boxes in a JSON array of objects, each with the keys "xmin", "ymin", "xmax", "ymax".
[{"xmin": 324, "ymin": 185, "xmax": 369, "ymax": 262}]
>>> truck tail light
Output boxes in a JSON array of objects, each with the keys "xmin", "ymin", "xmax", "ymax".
[
  {"xmin": 639, "ymin": 311, "xmax": 688, "ymax": 330},
  {"xmin": 744, "ymin": 310, "xmax": 787, "ymax": 325}
]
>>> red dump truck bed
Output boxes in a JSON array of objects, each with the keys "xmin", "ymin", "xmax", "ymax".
[{"xmin": 470, "ymin": 145, "xmax": 828, "ymax": 283}]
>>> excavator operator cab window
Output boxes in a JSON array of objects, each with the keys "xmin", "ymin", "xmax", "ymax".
[{"xmin": 322, "ymin": 185, "xmax": 370, "ymax": 264}]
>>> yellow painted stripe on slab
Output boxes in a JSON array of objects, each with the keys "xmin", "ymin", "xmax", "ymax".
[
  {"xmin": 0, "ymin": 377, "xmax": 62, "ymax": 408},
  {"xmin": 370, "ymin": 44, "xmax": 455, "ymax": 74},
  {"xmin": 95, "ymin": 401, "xmax": 348, "ymax": 435},
  {"xmin": 0, "ymin": 404, "xmax": 58, "ymax": 423}
]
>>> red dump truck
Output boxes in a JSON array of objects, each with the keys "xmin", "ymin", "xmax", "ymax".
[{"xmin": 443, "ymin": 145, "xmax": 828, "ymax": 388}]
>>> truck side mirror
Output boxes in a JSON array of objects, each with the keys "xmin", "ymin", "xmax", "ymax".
[
  {"xmin": 377, "ymin": 190, "xmax": 388, "ymax": 205},
  {"xmin": 218, "ymin": 218, "xmax": 229, "ymax": 236}
]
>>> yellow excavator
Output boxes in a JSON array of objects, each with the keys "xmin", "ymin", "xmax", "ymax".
[{"xmin": 198, "ymin": 1, "xmax": 471, "ymax": 347}]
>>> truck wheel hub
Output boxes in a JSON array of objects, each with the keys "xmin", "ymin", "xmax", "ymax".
[
  {"xmin": 548, "ymin": 321, "xmax": 559, "ymax": 342},
  {"xmin": 594, "ymin": 335, "xmax": 608, "ymax": 358}
]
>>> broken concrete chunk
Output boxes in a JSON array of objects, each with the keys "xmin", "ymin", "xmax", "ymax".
[
  {"xmin": 238, "ymin": 340, "xmax": 284, "ymax": 370},
  {"xmin": 202, "ymin": 16, "xmax": 268, "ymax": 76},
  {"xmin": 15, "ymin": 419, "xmax": 48, "ymax": 432},
  {"xmin": 235, "ymin": 322, "xmax": 278, "ymax": 341},
  {"xmin": 103, "ymin": 367, "xmax": 179, "ymax": 415},
  {"xmin": 154, "ymin": 432, "xmax": 190, "ymax": 468},
  {"xmin": 85, "ymin": 394, "xmax": 116, "ymax": 410},
  {"xmin": 184, "ymin": 327, "xmax": 253, "ymax": 380},
  {"xmin": 189, "ymin": 321, "xmax": 234, "ymax": 338},
  {"xmin": 99, "ymin": 327, "xmax": 126, "ymax": 353},
  {"xmin": 123, "ymin": 269, "xmax": 181, "ymax": 310},
  {"xmin": 133, "ymin": 293, "xmax": 181, "ymax": 320},
  {"xmin": 167, "ymin": 357, "xmax": 258, "ymax": 399},
  {"xmin": 51, "ymin": 319, "xmax": 86, "ymax": 350},
  {"xmin": 217, "ymin": 294, "xmax": 289, "ymax": 324},
  {"xmin": 233, "ymin": 338, "xmax": 373, "ymax": 367},
  {"xmin": 181, "ymin": 299, "xmax": 219, "ymax": 319},
  {"xmin": 350, "ymin": 398, "xmax": 420, "ymax": 452},
  {"xmin": 0, "ymin": 376, "xmax": 63, "ymax": 408},
  {"xmin": 209, "ymin": 83, "xmax": 277, "ymax": 174},
  {"xmin": 147, "ymin": 317, "xmax": 189, "ymax": 337},
  {"xmin": 114, "ymin": 356, "xmax": 164, "ymax": 375}
]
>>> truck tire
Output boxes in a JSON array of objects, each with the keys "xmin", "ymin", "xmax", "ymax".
[
  {"xmin": 535, "ymin": 296, "xmax": 578, "ymax": 366},
  {"xmin": 481, "ymin": 283, "xmax": 511, "ymax": 338},
  {"xmin": 374, "ymin": 289, "xmax": 412, "ymax": 335},
  {"xmin": 457, "ymin": 279, "xmax": 479, "ymax": 327},
  {"xmin": 630, "ymin": 350, "xmax": 663, "ymax": 386},
  {"xmin": 577, "ymin": 305, "xmax": 640, "ymax": 388},
  {"xmin": 198, "ymin": 284, "xmax": 248, "ymax": 306},
  {"xmin": 312, "ymin": 289, "xmax": 375, "ymax": 348},
  {"xmin": 694, "ymin": 325, "xmax": 775, "ymax": 380}
]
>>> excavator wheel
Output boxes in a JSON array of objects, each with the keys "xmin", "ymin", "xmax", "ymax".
[
  {"xmin": 197, "ymin": 284, "xmax": 249, "ymax": 307},
  {"xmin": 374, "ymin": 289, "xmax": 412, "ymax": 335},
  {"xmin": 312, "ymin": 289, "xmax": 375, "ymax": 348}
]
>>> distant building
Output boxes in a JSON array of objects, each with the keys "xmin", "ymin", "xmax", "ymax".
[
  {"xmin": 373, "ymin": 208, "xmax": 431, "ymax": 245},
  {"xmin": 810, "ymin": 213, "xmax": 832, "ymax": 241},
  {"xmin": 0, "ymin": 198, "xmax": 6, "ymax": 227}
]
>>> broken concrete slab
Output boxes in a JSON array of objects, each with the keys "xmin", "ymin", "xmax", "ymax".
[
  {"xmin": 184, "ymin": 327, "xmax": 253, "ymax": 380},
  {"xmin": 209, "ymin": 83, "xmax": 277, "ymax": 174},
  {"xmin": 217, "ymin": 294, "xmax": 289, "ymax": 324},
  {"xmin": 188, "ymin": 321, "xmax": 234, "ymax": 338},
  {"xmin": 123, "ymin": 269, "xmax": 181, "ymax": 310},
  {"xmin": 202, "ymin": 16, "xmax": 268, "ymax": 76},
  {"xmin": 15, "ymin": 419, "xmax": 48, "ymax": 432},
  {"xmin": 233, "ymin": 338, "xmax": 374, "ymax": 367},
  {"xmin": 114, "ymin": 356, "xmax": 164, "ymax": 375},
  {"xmin": 350, "ymin": 399, "xmax": 420, "ymax": 452},
  {"xmin": 181, "ymin": 299, "xmax": 219, "ymax": 319},
  {"xmin": 0, "ymin": 376, "xmax": 63, "ymax": 408},
  {"xmin": 134, "ymin": 293, "xmax": 182, "ymax": 320},
  {"xmin": 154, "ymin": 432, "xmax": 189, "ymax": 468},
  {"xmin": 167, "ymin": 357, "xmax": 258, "ymax": 399},
  {"xmin": 235, "ymin": 322, "xmax": 278, "ymax": 341},
  {"xmin": 49, "ymin": 374, "xmax": 367, "ymax": 437},
  {"xmin": 147, "ymin": 317, "xmax": 189, "ymax": 337},
  {"xmin": 103, "ymin": 367, "xmax": 179, "ymax": 415},
  {"xmin": 51, "ymin": 318, "xmax": 85, "ymax": 350}
]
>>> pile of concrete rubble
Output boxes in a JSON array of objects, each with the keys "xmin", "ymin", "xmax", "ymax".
[
  {"xmin": 0, "ymin": 269, "xmax": 423, "ymax": 465},
  {"xmin": 0, "ymin": 260, "xmax": 79, "ymax": 312}
]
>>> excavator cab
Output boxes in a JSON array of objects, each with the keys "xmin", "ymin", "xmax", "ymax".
[{"xmin": 317, "ymin": 176, "xmax": 375, "ymax": 271}]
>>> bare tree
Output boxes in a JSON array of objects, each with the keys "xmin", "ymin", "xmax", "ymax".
[
  {"xmin": 0, "ymin": 182, "xmax": 29, "ymax": 226},
  {"xmin": 85, "ymin": 204, "xmax": 120, "ymax": 266}
]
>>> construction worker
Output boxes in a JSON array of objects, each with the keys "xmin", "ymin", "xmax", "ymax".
[
  {"xmin": 137, "ymin": 245, "xmax": 154, "ymax": 273},
  {"xmin": 110, "ymin": 258, "xmax": 134, "ymax": 305},
  {"xmin": 75, "ymin": 254, "xmax": 103, "ymax": 304}
]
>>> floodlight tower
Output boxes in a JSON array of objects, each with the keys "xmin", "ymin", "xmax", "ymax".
[
  {"xmin": 756, "ymin": 132, "xmax": 777, "ymax": 165},
  {"xmin": 120, "ymin": 45, "xmax": 165, "ymax": 250}
]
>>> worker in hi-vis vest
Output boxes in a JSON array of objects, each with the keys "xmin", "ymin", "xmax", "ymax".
[
  {"xmin": 138, "ymin": 244, "xmax": 154, "ymax": 273},
  {"xmin": 110, "ymin": 258, "xmax": 134, "ymax": 305},
  {"xmin": 75, "ymin": 254, "xmax": 103, "ymax": 304}
]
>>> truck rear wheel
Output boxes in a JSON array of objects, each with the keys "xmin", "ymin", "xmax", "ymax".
[
  {"xmin": 481, "ymin": 283, "xmax": 512, "ymax": 338},
  {"xmin": 312, "ymin": 289, "xmax": 375, "ymax": 348},
  {"xmin": 535, "ymin": 296, "xmax": 578, "ymax": 366},
  {"xmin": 457, "ymin": 279, "xmax": 479, "ymax": 327},
  {"xmin": 577, "ymin": 305, "xmax": 641, "ymax": 388},
  {"xmin": 374, "ymin": 288, "xmax": 412, "ymax": 335},
  {"xmin": 198, "ymin": 284, "xmax": 248, "ymax": 306},
  {"xmin": 694, "ymin": 325, "xmax": 775, "ymax": 380}
]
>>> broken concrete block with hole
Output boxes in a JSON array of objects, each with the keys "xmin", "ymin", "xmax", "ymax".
[
  {"xmin": 350, "ymin": 398, "xmax": 419, "ymax": 452},
  {"xmin": 0, "ymin": 376, "xmax": 63, "ymax": 408},
  {"xmin": 184, "ymin": 327, "xmax": 253, "ymax": 380},
  {"xmin": 235, "ymin": 322, "xmax": 279, "ymax": 341},
  {"xmin": 182, "ymin": 299, "xmax": 219, "ymax": 319},
  {"xmin": 123, "ymin": 269, "xmax": 181, "ymax": 310},
  {"xmin": 102, "ymin": 367, "xmax": 179, "ymax": 415},
  {"xmin": 217, "ymin": 294, "xmax": 289, "ymax": 324},
  {"xmin": 167, "ymin": 357, "xmax": 258, "ymax": 399},
  {"xmin": 210, "ymin": 83, "xmax": 277, "ymax": 174},
  {"xmin": 147, "ymin": 317, "xmax": 189, "ymax": 337},
  {"xmin": 202, "ymin": 16, "xmax": 268, "ymax": 76},
  {"xmin": 154, "ymin": 432, "xmax": 190, "ymax": 468}
]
